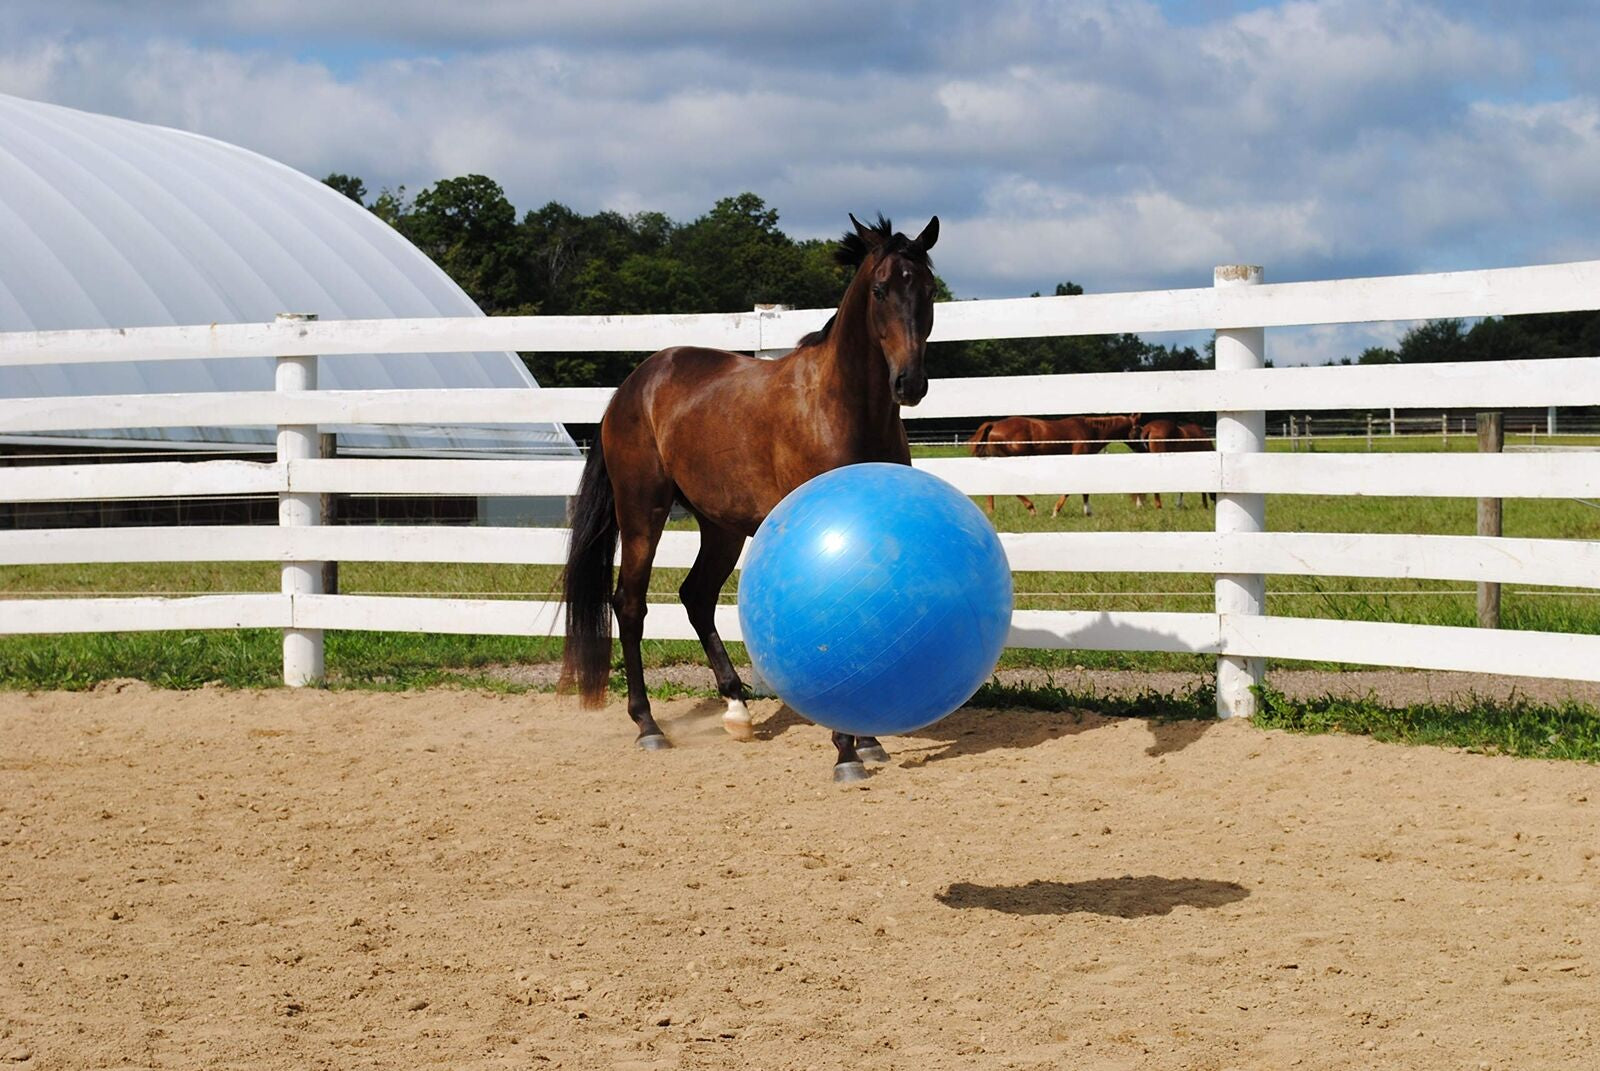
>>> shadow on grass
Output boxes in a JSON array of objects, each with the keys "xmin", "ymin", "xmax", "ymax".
[{"xmin": 937, "ymin": 875, "xmax": 1250, "ymax": 918}]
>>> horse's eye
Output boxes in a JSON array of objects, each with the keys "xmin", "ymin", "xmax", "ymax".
[{"xmin": 871, "ymin": 283, "xmax": 887, "ymax": 299}]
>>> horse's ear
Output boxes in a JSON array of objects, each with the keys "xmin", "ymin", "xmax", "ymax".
[
  {"xmin": 912, "ymin": 216, "xmax": 939, "ymax": 253},
  {"xmin": 850, "ymin": 212, "xmax": 884, "ymax": 249}
]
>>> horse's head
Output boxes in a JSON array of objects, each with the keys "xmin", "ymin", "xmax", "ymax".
[{"xmin": 843, "ymin": 213, "xmax": 940, "ymax": 406}]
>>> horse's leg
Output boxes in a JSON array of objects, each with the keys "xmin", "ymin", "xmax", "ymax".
[
  {"xmin": 832, "ymin": 731, "xmax": 870, "ymax": 783},
  {"xmin": 1049, "ymin": 494, "xmax": 1067, "ymax": 518},
  {"xmin": 1082, "ymin": 493, "xmax": 1092, "ymax": 517},
  {"xmin": 614, "ymin": 495, "xmax": 673, "ymax": 749},
  {"xmin": 984, "ymin": 494, "xmax": 996, "ymax": 514},
  {"xmin": 679, "ymin": 521, "xmax": 754, "ymax": 742},
  {"xmin": 1017, "ymin": 495, "xmax": 1037, "ymax": 515}
]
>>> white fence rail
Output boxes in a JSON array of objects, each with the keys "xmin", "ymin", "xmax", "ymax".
[{"xmin": 5, "ymin": 259, "xmax": 1600, "ymax": 716}]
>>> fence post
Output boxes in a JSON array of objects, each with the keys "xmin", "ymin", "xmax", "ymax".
[
  {"xmin": 754, "ymin": 303, "xmax": 790, "ymax": 360},
  {"xmin": 276, "ymin": 312, "xmax": 324, "ymax": 686},
  {"xmin": 1214, "ymin": 265, "xmax": 1266, "ymax": 719},
  {"xmin": 1477, "ymin": 412, "xmax": 1503, "ymax": 629}
]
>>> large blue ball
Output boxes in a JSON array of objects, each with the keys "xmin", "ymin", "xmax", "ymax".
[{"xmin": 738, "ymin": 463, "xmax": 1013, "ymax": 737}]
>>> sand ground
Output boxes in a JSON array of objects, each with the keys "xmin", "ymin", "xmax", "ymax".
[{"xmin": 2, "ymin": 679, "xmax": 1596, "ymax": 1069}]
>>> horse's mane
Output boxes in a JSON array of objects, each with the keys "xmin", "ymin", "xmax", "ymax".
[{"xmin": 797, "ymin": 214, "xmax": 934, "ymax": 348}]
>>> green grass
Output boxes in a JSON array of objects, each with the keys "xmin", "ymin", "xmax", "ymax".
[{"xmin": 1253, "ymin": 685, "xmax": 1600, "ymax": 762}]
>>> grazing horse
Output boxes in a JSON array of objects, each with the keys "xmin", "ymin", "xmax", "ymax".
[
  {"xmin": 1130, "ymin": 418, "xmax": 1216, "ymax": 509},
  {"xmin": 560, "ymin": 213, "xmax": 940, "ymax": 782},
  {"xmin": 966, "ymin": 414, "xmax": 1141, "ymax": 517}
]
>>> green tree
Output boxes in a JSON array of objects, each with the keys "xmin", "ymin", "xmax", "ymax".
[
  {"xmin": 323, "ymin": 173, "xmax": 368, "ymax": 205},
  {"xmin": 672, "ymin": 193, "xmax": 803, "ymax": 311},
  {"xmin": 1398, "ymin": 318, "xmax": 1468, "ymax": 363},
  {"xmin": 402, "ymin": 175, "xmax": 530, "ymax": 314},
  {"xmin": 370, "ymin": 185, "xmax": 411, "ymax": 230}
]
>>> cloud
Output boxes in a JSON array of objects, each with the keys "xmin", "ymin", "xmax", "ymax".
[{"xmin": 2, "ymin": 0, "xmax": 1598, "ymax": 365}]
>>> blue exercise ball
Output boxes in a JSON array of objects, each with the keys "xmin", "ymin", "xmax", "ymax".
[{"xmin": 738, "ymin": 463, "xmax": 1013, "ymax": 737}]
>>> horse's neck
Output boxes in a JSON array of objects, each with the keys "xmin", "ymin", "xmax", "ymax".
[{"xmin": 805, "ymin": 276, "xmax": 896, "ymax": 433}]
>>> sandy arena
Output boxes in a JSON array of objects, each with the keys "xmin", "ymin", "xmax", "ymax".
[{"xmin": 2, "ymin": 681, "xmax": 1596, "ymax": 1069}]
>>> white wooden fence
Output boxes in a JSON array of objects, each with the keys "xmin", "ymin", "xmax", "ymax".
[{"xmin": 5, "ymin": 258, "xmax": 1600, "ymax": 718}]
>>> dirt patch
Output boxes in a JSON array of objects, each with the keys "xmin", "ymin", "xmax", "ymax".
[{"xmin": 2, "ymin": 682, "xmax": 1596, "ymax": 1069}]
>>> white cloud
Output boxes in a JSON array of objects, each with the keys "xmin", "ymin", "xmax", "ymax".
[{"xmin": 2, "ymin": 1, "xmax": 1598, "ymax": 364}]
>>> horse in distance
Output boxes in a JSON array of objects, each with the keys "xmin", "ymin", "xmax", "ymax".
[{"xmin": 966, "ymin": 413, "xmax": 1141, "ymax": 517}]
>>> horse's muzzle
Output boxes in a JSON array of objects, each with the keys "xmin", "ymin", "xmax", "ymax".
[{"xmin": 893, "ymin": 370, "xmax": 928, "ymax": 406}]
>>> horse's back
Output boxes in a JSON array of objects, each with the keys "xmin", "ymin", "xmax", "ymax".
[{"xmin": 604, "ymin": 345, "xmax": 811, "ymax": 532}]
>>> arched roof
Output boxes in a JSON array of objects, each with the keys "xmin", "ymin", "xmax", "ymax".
[{"xmin": 0, "ymin": 92, "xmax": 574, "ymax": 456}]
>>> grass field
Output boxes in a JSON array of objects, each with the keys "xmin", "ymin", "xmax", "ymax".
[{"xmin": 4, "ymin": 433, "xmax": 1599, "ymax": 758}]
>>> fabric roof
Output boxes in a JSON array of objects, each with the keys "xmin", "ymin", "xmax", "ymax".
[{"xmin": 0, "ymin": 93, "xmax": 576, "ymax": 457}]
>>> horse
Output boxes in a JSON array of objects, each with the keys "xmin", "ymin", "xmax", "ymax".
[
  {"xmin": 1129, "ymin": 417, "xmax": 1216, "ymax": 509},
  {"xmin": 966, "ymin": 414, "xmax": 1141, "ymax": 517},
  {"xmin": 560, "ymin": 213, "xmax": 940, "ymax": 782}
]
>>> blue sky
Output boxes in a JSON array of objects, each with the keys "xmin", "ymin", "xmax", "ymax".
[{"xmin": 3, "ymin": 1, "xmax": 1598, "ymax": 364}]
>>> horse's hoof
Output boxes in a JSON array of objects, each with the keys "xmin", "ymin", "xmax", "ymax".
[
  {"xmin": 723, "ymin": 698, "xmax": 755, "ymax": 741},
  {"xmin": 833, "ymin": 761, "xmax": 870, "ymax": 783},
  {"xmin": 856, "ymin": 744, "xmax": 890, "ymax": 763},
  {"xmin": 636, "ymin": 733, "xmax": 671, "ymax": 751}
]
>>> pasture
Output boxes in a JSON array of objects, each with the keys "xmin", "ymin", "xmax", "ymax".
[{"xmin": 4, "ymin": 682, "xmax": 1596, "ymax": 1070}]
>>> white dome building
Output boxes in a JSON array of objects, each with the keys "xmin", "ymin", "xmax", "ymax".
[{"xmin": 0, "ymin": 91, "xmax": 574, "ymax": 459}]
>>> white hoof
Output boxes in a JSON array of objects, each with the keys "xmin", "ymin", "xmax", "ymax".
[{"xmin": 723, "ymin": 698, "xmax": 754, "ymax": 742}]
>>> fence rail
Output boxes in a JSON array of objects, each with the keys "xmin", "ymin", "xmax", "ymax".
[{"xmin": 6, "ymin": 257, "xmax": 1600, "ymax": 713}]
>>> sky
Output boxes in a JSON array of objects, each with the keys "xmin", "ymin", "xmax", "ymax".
[{"xmin": 3, "ymin": 0, "xmax": 1598, "ymax": 364}]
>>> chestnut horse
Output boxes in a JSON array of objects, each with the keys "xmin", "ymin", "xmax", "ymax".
[
  {"xmin": 967, "ymin": 414, "xmax": 1141, "ymax": 517},
  {"xmin": 560, "ymin": 214, "xmax": 940, "ymax": 782},
  {"xmin": 1130, "ymin": 418, "xmax": 1216, "ymax": 509}
]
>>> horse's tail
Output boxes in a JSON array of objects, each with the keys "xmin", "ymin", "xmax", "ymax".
[
  {"xmin": 560, "ymin": 441, "xmax": 619, "ymax": 708},
  {"xmin": 968, "ymin": 421, "xmax": 997, "ymax": 457}
]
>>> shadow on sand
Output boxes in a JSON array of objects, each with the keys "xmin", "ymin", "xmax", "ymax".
[
  {"xmin": 899, "ymin": 701, "xmax": 1220, "ymax": 767},
  {"xmin": 753, "ymin": 695, "xmax": 1220, "ymax": 764},
  {"xmin": 936, "ymin": 875, "xmax": 1250, "ymax": 918}
]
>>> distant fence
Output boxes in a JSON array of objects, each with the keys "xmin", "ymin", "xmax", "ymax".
[{"xmin": 5, "ymin": 260, "xmax": 1600, "ymax": 718}]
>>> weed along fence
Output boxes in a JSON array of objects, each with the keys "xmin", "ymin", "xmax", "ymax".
[{"xmin": 5, "ymin": 260, "xmax": 1600, "ymax": 716}]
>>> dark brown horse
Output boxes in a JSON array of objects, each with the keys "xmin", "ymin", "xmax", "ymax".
[
  {"xmin": 1130, "ymin": 418, "xmax": 1216, "ymax": 509},
  {"xmin": 967, "ymin": 414, "xmax": 1141, "ymax": 517},
  {"xmin": 560, "ymin": 213, "xmax": 940, "ymax": 782}
]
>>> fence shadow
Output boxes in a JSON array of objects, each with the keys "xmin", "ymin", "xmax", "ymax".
[{"xmin": 936, "ymin": 875, "xmax": 1249, "ymax": 918}]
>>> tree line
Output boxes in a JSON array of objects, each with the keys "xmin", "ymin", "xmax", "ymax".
[
  {"xmin": 326, "ymin": 172, "xmax": 1597, "ymax": 387},
  {"xmin": 324, "ymin": 173, "xmax": 1205, "ymax": 387},
  {"xmin": 1342, "ymin": 313, "xmax": 1600, "ymax": 368}
]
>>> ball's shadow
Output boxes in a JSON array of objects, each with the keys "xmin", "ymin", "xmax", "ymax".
[{"xmin": 936, "ymin": 875, "xmax": 1250, "ymax": 918}]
